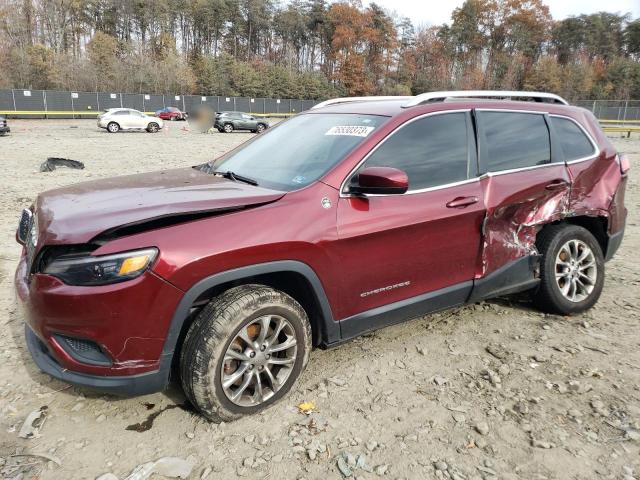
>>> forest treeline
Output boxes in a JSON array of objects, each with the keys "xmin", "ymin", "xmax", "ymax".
[{"xmin": 0, "ymin": 0, "xmax": 639, "ymax": 100}]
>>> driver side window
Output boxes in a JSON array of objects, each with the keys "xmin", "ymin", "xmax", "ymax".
[{"xmin": 359, "ymin": 112, "xmax": 472, "ymax": 191}]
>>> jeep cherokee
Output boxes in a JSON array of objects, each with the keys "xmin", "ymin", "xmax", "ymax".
[{"xmin": 15, "ymin": 90, "xmax": 628, "ymax": 422}]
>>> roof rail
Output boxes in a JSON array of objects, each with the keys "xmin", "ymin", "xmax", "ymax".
[
  {"xmin": 403, "ymin": 90, "xmax": 569, "ymax": 107},
  {"xmin": 311, "ymin": 96, "xmax": 411, "ymax": 110}
]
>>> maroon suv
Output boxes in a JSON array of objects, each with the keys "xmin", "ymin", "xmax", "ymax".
[{"xmin": 15, "ymin": 91, "xmax": 628, "ymax": 421}]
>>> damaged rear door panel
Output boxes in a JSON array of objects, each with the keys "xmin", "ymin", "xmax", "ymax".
[{"xmin": 473, "ymin": 109, "xmax": 572, "ymax": 293}]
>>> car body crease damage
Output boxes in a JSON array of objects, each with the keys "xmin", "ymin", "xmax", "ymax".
[{"xmin": 479, "ymin": 177, "xmax": 572, "ymax": 277}]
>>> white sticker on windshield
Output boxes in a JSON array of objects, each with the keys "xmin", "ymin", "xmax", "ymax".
[{"xmin": 325, "ymin": 125, "xmax": 375, "ymax": 137}]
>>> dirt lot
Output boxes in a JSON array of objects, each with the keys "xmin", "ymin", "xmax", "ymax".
[{"xmin": 0, "ymin": 119, "xmax": 638, "ymax": 480}]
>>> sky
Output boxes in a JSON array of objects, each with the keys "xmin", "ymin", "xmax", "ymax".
[{"xmin": 363, "ymin": 0, "xmax": 640, "ymax": 27}]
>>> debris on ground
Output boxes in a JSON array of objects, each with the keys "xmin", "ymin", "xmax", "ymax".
[
  {"xmin": 297, "ymin": 401, "xmax": 316, "ymax": 415},
  {"xmin": 18, "ymin": 406, "xmax": 48, "ymax": 439},
  {"xmin": 39, "ymin": 157, "xmax": 85, "ymax": 172},
  {"xmin": 98, "ymin": 456, "xmax": 195, "ymax": 480},
  {"xmin": 10, "ymin": 452, "xmax": 61, "ymax": 466}
]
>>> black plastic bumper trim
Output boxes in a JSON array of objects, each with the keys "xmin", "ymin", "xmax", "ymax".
[
  {"xmin": 25, "ymin": 325, "xmax": 169, "ymax": 397},
  {"xmin": 605, "ymin": 227, "xmax": 625, "ymax": 262}
]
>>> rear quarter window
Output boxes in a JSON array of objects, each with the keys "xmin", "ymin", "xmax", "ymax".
[
  {"xmin": 478, "ymin": 111, "xmax": 550, "ymax": 172},
  {"xmin": 551, "ymin": 116, "xmax": 596, "ymax": 161}
]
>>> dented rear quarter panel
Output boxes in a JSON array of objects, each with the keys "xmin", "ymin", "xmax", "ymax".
[{"xmin": 565, "ymin": 110, "xmax": 627, "ymax": 234}]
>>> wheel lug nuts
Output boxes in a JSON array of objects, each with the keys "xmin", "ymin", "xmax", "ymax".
[
  {"xmin": 249, "ymin": 351, "xmax": 255, "ymax": 358},
  {"xmin": 260, "ymin": 345, "xmax": 266, "ymax": 351},
  {"xmin": 248, "ymin": 364, "xmax": 254, "ymax": 370},
  {"xmin": 266, "ymin": 354, "xmax": 270, "ymax": 359}
]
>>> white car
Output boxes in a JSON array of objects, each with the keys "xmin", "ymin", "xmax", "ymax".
[{"xmin": 97, "ymin": 108, "xmax": 164, "ymax": 133}]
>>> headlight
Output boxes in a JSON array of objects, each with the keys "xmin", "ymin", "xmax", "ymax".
[{"xmin": 43, "ymin": 248, "xmax": 158, "ymax": 286}]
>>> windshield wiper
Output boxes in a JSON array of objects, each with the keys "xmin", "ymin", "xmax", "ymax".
[{"xmin": 212, "ymin": 170, "xmax": 259, "ymax": 186}]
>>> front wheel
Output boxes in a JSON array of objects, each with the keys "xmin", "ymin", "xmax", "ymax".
[
  {"xmin": 107, "ymin": 122, "xmax": 120, "ymax": 133},
  {"xmin": 532, "ymin": 224, "xmax": 604, "ymax": 315},
  {"xmin": 256, "ymin": 124, "xmax": 266, "ymax": 133},
  {"xmin": 147, "ymin": 122, "xmax": 160, "ymax": 133},
  {"xmin": 223, "ymin": 123, "xmax": 234, "ymax": 133},
  {"xmin": 180, "ymin": 285, "xmax": 312, "ymax": 422}
]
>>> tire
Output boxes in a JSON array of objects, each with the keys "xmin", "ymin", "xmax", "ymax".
[
  {"xmin": 107, "ymin": 122, "xmax": 120, "ymax": 133},
  {"xmin": 223, "ymin": 123, "xmax": 234, "ymax": 133},
  {"xmin": 147, "ymin": 122, "xmax": 160, "ymax": 133},
  {"xmin": 532, "ymin": 224, "xmax": 604, "ymax": 315},
  {"xmin": 256, "ymin": 124, "xmax": 266, "ymax": 133},
  {"xmin": 180, "ymin": 285, "xmax": 312, "ymax": 422}
]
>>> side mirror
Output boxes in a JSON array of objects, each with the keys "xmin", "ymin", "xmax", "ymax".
[{"xmin": 349, "ymin": 166, "xmax": 409, "ymax": 195}]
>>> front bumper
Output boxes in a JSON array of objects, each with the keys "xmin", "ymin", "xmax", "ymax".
[
  {"xmin": 25, "ymin": 325, "xmax": 169, "ymax": 396},
  {"xmin": 15, "ymin": 251, "xmax": 183, "ymax": 395},
  {"xmin": 0, "ymin": 126, "xmax": 9, "ymax": 134}
]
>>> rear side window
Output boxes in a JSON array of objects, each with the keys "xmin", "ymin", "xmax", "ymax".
[
  {"xmin": 359, "ymin": 112, "xmax": 470, "ymax": 190},
  {"xmin": 479, "ymin": 112, "xmax": 550, "ymax": 171},
  {"xmin": 551, "ymin": 117, "xmax": 596, "ymax": 161}
]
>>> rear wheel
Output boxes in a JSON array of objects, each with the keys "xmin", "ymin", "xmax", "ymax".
[
  {"xmin": 223, "ymin": 123, "xmax": 234, "ymax": 133},
  {"xmin": 256, "ymin": 124, "xmax": 266, "ymax": 133},
  {"xmin": 107, "ymin": 122, "xmax": 120, "ymax": 133},
  {"xmin": 532, "ymin": 224, "xmax": 604, "ymax": 315},
  {"xmin": 147, "ymin": 122, "xmax": 160, "ymax": 133},
  {"xmin": 180, "ymin": 285, "xmax": 312, "ymax": 422}
]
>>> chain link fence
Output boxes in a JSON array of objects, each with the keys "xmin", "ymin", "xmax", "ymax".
[
  {"xmin": 0, "ymin": 89, "xmax": 319, "ymax": 119},
  {"xmin": 574, "ymin": 100, "xmax": 640, "ymax": 123},
  {"xmin": 2, "ymin": 90, "xmax": 639, "ymax": 123}
]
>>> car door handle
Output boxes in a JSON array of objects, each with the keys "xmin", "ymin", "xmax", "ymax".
[
  {"xmin": 446, "ymin": 196, "xmax": 479, "ymax": 208},
  {"xmin": 545, "ymin": 180, "xmax": 569, "ymax": 190}
]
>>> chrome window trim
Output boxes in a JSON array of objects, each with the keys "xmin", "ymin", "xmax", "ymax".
[
  {"xmin": 478, "ymin": 161, "xmax": 561, "ymax": 179},
  {"xmin": 340, "ymin": 109, "xmax": 473, "ymax": 198},
  {"xmin": 548, "ymin": 114, "xmax": 600, "ymax": 165},
  {"xmin": 475, "ymin": 108, "xmax": 548, "ymax": 115}
]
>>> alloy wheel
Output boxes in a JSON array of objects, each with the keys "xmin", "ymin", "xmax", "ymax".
[
  {"xmin": 555, "ymin": 239, "xmax": 597, "ymax": 302},
  {"xmin": 221, "ymin": 315, "xmax": 298, "ymax": 407}
]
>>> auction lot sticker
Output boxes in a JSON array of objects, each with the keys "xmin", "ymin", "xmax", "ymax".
[{"xmin": 325, "ymin": 125, "xmax": 375, "ymax": 137}]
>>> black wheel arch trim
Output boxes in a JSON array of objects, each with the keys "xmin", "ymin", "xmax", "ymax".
[{"xmin": 159, "ymin": 261, "xmax": 340, "ymax": 370}]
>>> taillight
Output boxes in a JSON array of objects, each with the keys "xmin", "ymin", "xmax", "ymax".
[{"xmin": 618, "ymin": 154, "xmax": 630, "ymax": 175}]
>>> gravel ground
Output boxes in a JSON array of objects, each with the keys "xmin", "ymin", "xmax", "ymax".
[{"xmin": 0, "ymin": 120, "xmax": 638, "ymax": 480}]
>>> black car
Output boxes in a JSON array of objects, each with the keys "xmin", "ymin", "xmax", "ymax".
[
  {"xmin": 214, "ymin": 111, "xmax": 269, "ymax": 133},
  {"xmin": 0, "ymin": 116, "xmax": 9, "ymax": 136}
]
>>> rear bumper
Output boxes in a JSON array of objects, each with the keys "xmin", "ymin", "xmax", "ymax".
[{"xmin": 25, "ymin": 324, "xmax": 169, "ymax": 396}]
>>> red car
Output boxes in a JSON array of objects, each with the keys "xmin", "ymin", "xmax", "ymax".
[
  {"xmin": 15, "ymin": 91, "xmax": 628, "ymax": 422},
  {"xmin": 156, "ymin": 107, "xmax": 187, "ymax": 121}
]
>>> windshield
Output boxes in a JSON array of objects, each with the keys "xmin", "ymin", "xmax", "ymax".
[{"xmin": 207, "ymin": 113, "xmax": 387, "ymax": 191}]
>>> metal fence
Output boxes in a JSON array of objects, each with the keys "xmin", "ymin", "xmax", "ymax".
[
  {"xmin": 574, "ymin": 100, "xmax": 640, "ymax": 123},
  {"xmin": 0, "ymin": 89, "xmax": 320, "ymax": 118},
  {"xmin": 1, "ymin": 89, "xmax": 639, "ymax": 121}
]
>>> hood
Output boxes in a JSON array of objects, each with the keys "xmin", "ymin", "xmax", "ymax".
[{"xmin": 34, "ymin": 167, "xmax": 285, "ymax": 246}]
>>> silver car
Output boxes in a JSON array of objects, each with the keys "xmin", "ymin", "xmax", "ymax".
[{"xmin": 97, "ymin": 108, "xmax": 164, "ymax": 133}]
